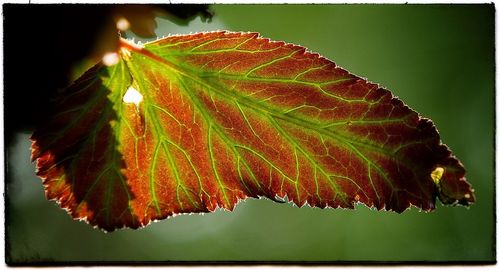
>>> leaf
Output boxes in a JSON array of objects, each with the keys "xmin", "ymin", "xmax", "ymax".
[{"xmin": 31, "ymin": 31, "xmax": 475, "ymax": 231}]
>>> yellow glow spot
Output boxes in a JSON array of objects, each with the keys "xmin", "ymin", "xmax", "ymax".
[
  {"xmin": 123, "ymin": 86, "xmax": 143, "ymax": 107},
  {"xmin": 102, "ymin": 52, "xmax": 119, "ymax": 66},
  {"xmin": 464, "ymin": 193, "xmax": 471, "ymax": 199},
  {"xmin": 431, "ymin": 167, "xmax": 445, "ymax": 185},
  {"xmin": 116, "ymin": 17, "xmax": 130, "ymax": 31}
]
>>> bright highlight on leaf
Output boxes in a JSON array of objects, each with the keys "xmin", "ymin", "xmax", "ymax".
[
  {"xmin": 31, "ymin": 31, "xmax": 475, "ymax": 231},
  {"xmin": 102, "ymin": 52, "xmax": 120, "ymax": 66},
  {"xmin": 122, "ymin": 86, "xmax": 143, "ymax": 106}
]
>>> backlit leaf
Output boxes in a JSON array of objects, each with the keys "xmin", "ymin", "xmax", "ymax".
[{"xmin": 31, "ymin": 31, "xmax": 475, "ymax": 231}]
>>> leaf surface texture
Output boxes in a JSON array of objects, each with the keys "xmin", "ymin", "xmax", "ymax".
[{"xmin": 32, "ymin": 32, "xmax": 475, "ymax": 231}]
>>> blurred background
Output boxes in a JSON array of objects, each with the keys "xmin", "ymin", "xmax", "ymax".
[{"xmin": 4, "ymin": 4, "xmax": 494, "ymax": 263}]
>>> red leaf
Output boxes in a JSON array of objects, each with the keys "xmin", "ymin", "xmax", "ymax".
[{"xmin": 31, "ymin": 31, "xmax": 475, "ymax": 231}]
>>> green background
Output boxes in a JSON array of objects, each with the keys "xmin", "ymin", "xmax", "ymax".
[{"xmin": 6, "ymin": 4, "xmax": 495, "ymax": 262}]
